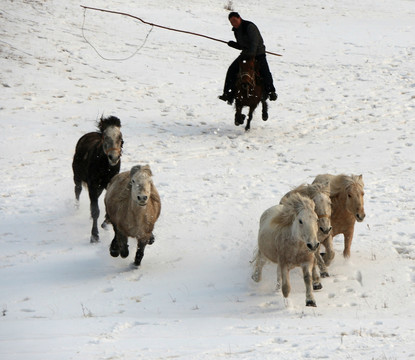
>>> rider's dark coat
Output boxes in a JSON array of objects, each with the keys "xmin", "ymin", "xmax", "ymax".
[
  {"xmin": 223, "ymin": 20, "xmax": 275, "ymax": 95},
  {"xmin": 232, "ymin": 20, "xmax": 266, "ymax": 57}
]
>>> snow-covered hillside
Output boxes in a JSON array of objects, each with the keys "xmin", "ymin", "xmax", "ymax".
[{"xmin": 1, "ymin": 0, "xmax": 414, "ymax": 359}]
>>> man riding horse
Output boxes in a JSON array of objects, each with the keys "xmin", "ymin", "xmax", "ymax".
[{"xmin": 219, "ymin": 12, "xmax": 278, "ymax": 105}]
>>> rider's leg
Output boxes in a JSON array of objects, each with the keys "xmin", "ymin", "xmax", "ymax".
[
  {"xmin": 219, "ymin": 58, "xmax": 239, "ymax": 103},
  {"xmin": 256, "ymin": 54, "xmax": 277, "ymax": 100}
]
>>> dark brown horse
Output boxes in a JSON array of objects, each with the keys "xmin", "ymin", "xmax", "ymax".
[
  {"xmin": 234, "ymin": 57, "xmax": 268, "ymax": 131},
  {"xmin": 72, "ymin": 116, "xmax": 123, "ymax": 243}
]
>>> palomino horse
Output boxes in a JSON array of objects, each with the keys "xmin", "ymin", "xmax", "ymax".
[
  {"xmin": 234, "ymin": 57, "xmax": 268, "ymax": 131},
  {"xmin": 72, "ymin": 116, "xmax": 123, "ymax": 242},
  {"xmin": 252, "ymin": 193, "xmax": 321, "ymax": 307},
  {"xmin": 313, "ymin": 174, "xmax": 366, "ymax": 260}
]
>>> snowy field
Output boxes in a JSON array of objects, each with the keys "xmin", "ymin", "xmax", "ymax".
[{"xmin": 1, "ymin": 0, "xmax": 415, "ymax": 359}]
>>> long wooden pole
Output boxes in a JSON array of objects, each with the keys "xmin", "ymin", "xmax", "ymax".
[{"xmin": 80, "ymin": 5, "xmax": 283, "ymax": 57}]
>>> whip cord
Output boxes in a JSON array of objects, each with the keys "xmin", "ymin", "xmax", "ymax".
[
  {"xmin": 80, "ymin": 5, "xmax": 282, "ymax": 57},
  {"xmin": 81, "ymin": 7, "xmax": 153, "ymax": 61}
]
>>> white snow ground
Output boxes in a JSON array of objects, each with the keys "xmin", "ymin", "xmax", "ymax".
[{"xmin": 1, "ymin": 0, "xmax": 414, "ymax": 359}]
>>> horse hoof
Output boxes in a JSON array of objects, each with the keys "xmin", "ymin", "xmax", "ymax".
[
  {"xmin": 262, "ymin": 113, "xmax": 268, "ymax": 121},
  {"xmin": 120, "ymin": 248, "xmax": 129, "ymax": 258},
  {"xmin": 110, "ymin": 242, "xmax": 120, "ymax": 257},
  {"xmin": 110, "ymin": 248, "xmax": 120, "ymax": 257},
  {"xmin": 251, "ymin": 272, "xmax": 261, "ymax": 283},
  {"xmin": 313, "ymin": 282, "xmax": 323, "ymax": 291},
  {"xmin": 134, "ymin": 255, "xmax": 143, "ymax": 266},
  {"xmin": 320, "ymin": 271, "xmax": 330, "ymax": 278},
  {"xmin": 306, "ymin": 300, "xmax": 317, "ymax": 307},
  {"xmin": 90, "ymin": 235, "xmax": 99, "ymax": 243}
]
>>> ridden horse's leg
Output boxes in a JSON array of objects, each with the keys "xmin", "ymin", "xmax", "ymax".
[
  {"xmin": 234, "ymin": 103, "xmax": 245, "ymax": 126},
  {"xmin": 88, "ymin": 185, "xmax": 103, "ymax": 243},
  {"xmin": 261, "ymin": 99, "xmax": 268, "ymax": 121},
  {"xmin": 302, "ymin": 262, "xmax": 317, "ymax": 307},
  {"xmin": 245, "ymin": 105, "xmax": 255, "ymax": 131},
  {"xmin": 251, "ymin": 249, "xmax": 267, "ymax": 282},
  {"xmin": 134, "ymin": 238, "xmax": 148, "ymax": 266}
]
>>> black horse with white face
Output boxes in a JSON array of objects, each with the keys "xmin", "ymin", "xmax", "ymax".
[{"xmin": 72, "ymin": 115, "xmax": 123, "ymax": 242}]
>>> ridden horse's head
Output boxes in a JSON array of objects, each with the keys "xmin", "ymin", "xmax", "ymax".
[
  {"xmin": 238, "ymin": 57, "xmax": 257, "ymax": 90},
  {"xmin": 129, "ymin": 165, "xmax": 153, "ymax": 207},
  {"xmin": 344, "ymin": 175, "xmax": 365, "ymax": 222},
  {"xmin": 98, "ymin": 116, "xmax": 123, "ymax": 166}
]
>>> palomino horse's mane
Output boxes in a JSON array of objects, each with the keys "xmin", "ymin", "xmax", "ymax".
[
  {"xmin": 330, "ymin": 174, "xmax": 364, "ymax": 196},
  {"xmin": 98, "ymin": 115, "xmax": 121, "ymax": 133},
  {"xmin": 274, "ymin": 193, "xmax": 315, "ymax": 228}
]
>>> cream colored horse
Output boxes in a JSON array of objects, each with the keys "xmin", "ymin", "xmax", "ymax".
[
  {"xmin": 313, "ymin": 174, "xmax": 365, "ymax": 259},
  {"xmin": 252, "ymin": 193, "xmax": 320, "ymax": 307}
]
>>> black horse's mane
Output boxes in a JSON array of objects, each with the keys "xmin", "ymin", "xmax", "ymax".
[{"xmin": 97, "ymin": 115, "xmax": 121, "ymax": 133}]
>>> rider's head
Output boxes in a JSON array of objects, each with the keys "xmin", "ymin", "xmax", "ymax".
[{"xmin": 228, "ymin": 12, "xmax": 242, "ymax": 29}]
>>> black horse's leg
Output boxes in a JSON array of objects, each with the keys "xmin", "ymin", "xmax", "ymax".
[
  {"xmin": 88, "ymin": 185, "xmax": 103, "ymax": 243},
  {"xmin": 74, "ymin": 179, "xmax": 82, "ymax": 201},
  {"xmin": 262, "ymin": 100, "xmax": 268, "ymax": 121},
  {"xmin": 134, "ymin": 239, "xmax": 147, "ymax": 266},
  {"xmin": 72, "ymin": 158, "xmax": 83, "ymax": 201}
]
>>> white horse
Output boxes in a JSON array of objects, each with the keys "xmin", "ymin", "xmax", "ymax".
[{"xmin": 252, "ymin": 193, "xmax": 320, "ymax": 307}]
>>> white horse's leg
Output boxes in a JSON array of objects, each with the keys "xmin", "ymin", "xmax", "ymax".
[
  {"xmin": 302, "ymin": 262, "xmax": 317, "ymax": 307},
  {"xmin": 276, "ymin": 263, "xmax": 282, "ymax": 290},
  {"xmin": 315, "ymin": 250, "xmax": 329, "ymax": 277},
  {"xmin": 251, "ymin": 249, "xmax": 266, "ymax": 282},
  {"xmin": 312, "ymin": 256, "xmax": 322, "ymax": 291},
  {"xmin": 279, "ymin": 264, "xmax": 291, "ymax": 298}
]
